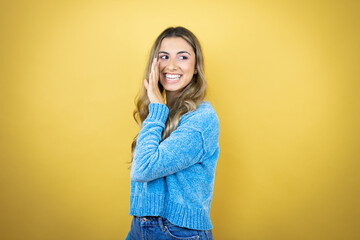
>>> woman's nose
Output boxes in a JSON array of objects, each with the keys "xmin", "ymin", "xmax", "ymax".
[{"xmin": 167, "ymin": 58, "xmax": 178, "ymax": 70}]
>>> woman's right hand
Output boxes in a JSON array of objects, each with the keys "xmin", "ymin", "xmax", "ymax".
[{"xmin": 144, "ymin": 57, "xmax": 165, "ymax": 104}]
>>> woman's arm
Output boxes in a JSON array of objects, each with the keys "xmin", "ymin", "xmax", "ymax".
[{"xmin": 130, "ymin": 103, "xmax": 215, "ymax": 182}]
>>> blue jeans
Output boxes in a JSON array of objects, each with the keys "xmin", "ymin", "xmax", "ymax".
[{"xmin": 125, "ymin": 216, "xmax": 214, "ymax": 240}]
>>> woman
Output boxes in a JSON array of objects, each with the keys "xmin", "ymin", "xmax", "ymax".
[{"xmin": 126, "ymin": 26, "xmax": 219, "ymax": 240}]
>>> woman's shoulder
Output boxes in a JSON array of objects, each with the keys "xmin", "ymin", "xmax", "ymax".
[
  {"xmin": 195, "ymin": 101, "xmax": 217, "ymax": 115},
  {"xmin": 197, "ymin": 101, "xmax": 215, "ymax": 111},
  {"xmin": 180, "ymin": 101, "xmax": 219, "ymax": 130}
]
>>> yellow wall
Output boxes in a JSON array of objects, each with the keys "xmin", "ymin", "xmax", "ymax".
[{"xmin": 1, "ymin": 0, "xmax": 359, "ymax": 239}]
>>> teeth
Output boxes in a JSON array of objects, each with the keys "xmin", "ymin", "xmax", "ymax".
[{"xmin": 165, "ymin": 74, "xmax": 181, "ymax": 81}]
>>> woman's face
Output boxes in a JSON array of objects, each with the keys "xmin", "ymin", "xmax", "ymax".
[{"xmin": 158, "ymin": 37, "xmax": 196, "ymax": 96}]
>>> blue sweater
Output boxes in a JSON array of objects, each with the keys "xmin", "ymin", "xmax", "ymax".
[{"xmin": 129, "ymin": 101, "xmax": 220, "ymax": 230}]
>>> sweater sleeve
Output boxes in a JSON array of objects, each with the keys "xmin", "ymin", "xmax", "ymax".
[{"xmin": 130, "ymin": 103, "xmax": 207, "ymax": 182}]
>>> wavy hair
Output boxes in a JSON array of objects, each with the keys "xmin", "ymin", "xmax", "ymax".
[{"xmin": 130, "ymin": 26, "xmax": 207, "ymax": 165}]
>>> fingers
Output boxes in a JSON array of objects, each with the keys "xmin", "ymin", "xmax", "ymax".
[
  {"xmin": 144, "ymin": 79, "xmax": 149, "ymax": 90},
  {"xmin": 151, "ymin": 57, "xmax": 156, "ymax": 72},
  {"xmin": 149, "ymin": 71, "xmax": 154, "ymax": 87},
  {"xmin": 149, "ymin": 57, "xmax": 159, "ymax": 87},
  {"xmin": 154, "ymin": 59, "xmax": 159, "ymax": 83}
]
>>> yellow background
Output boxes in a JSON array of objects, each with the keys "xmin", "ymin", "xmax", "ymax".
[{"xmin": 1, "ymin": 0, "xmax": 359, "ymax": 239}]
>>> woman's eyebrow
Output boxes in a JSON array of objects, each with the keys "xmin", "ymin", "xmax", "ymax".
[
  {"xmin": 158, "ymin": 51, "xmax": 192, "ymax": 55},
  {"xmin": 178, "ymin": 51, "xmax": 191, "ymax": 55}
]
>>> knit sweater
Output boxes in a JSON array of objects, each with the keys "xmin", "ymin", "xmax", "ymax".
[{"xmin": 129, "ymin": 101, "xmax": 220, "ymax": 230}]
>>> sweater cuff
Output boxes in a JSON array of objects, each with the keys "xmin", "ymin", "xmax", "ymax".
[{"xmin": 147, "ymin": 103, "xmax": 169, "ymax": 123}]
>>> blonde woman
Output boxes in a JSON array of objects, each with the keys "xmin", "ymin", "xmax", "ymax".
[{"xmin": 126, "ymin": 26, "xmax": 219, "ymax": 240}]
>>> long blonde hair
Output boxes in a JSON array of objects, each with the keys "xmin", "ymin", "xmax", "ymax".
[{"xmin": 130, "ymin": 26, "xmax": 207, "ymax": 164}]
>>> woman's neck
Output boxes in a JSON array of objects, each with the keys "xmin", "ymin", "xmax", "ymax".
[{"xmin": 165, "ymin": 91, "xmax": 179, "ymax": 109}]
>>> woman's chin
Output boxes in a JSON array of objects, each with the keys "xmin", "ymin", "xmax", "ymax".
[
  {"xmin": 164, "ymin": 88, "xmax": 181, "ymax": 93},
  {"xmin": 161, "ymin": 82, "xmax": 181, "ymax": 92}
]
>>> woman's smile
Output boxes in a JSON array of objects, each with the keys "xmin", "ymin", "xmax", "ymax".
[{"xmin": 164, "ymin": 73, "xmax": 182, "ymax": 82}]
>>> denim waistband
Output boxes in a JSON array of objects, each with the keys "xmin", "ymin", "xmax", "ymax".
[
  {"xmin": 133, "ymin": 216, "xmax": 209, "ymax": 229},
  {"xmin": 131, "ymin": 215, "xmax": 213, "ymax": 239},
  {"xmin": 134, "ymin": 215, "xmax": 172, "ymax": 228}
]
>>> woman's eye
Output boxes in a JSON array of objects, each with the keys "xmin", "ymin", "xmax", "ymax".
[
  {"xmin": 179, "ymin": 56, "xmax": 188, "ymax": 60},
  {"xmin": 159, "ymin": 55, "xmax": 168, "ymax": 59}
]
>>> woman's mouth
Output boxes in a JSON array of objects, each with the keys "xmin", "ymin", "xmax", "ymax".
[{"xmin": 164, "ymin": 73, "xmax": 182, "ymax": 82}]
